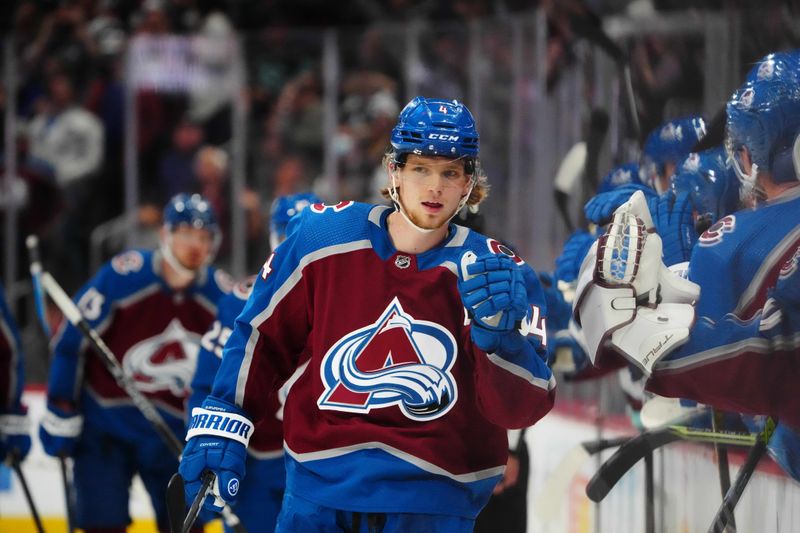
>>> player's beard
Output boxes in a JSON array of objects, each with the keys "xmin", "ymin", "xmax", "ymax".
[{"xmin": 405, "ymin": 201, "xmax": 458, "ymax": 230}]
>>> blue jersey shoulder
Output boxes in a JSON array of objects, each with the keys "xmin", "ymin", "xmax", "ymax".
[{"xmin": 288, "ymin": 201, "xmax": 374, "ymax": 254}]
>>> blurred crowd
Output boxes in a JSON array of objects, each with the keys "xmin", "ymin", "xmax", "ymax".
[{"xmin": 2, "ymin": 0, "xmax": 799, "ymax": 297}]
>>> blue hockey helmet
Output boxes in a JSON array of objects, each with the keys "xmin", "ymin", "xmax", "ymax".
[
  {"xmin": 744, "ymin": 50, "xmax": 800, "ymax": 85},
  {"xmin": 641, "ymin": 115, "xmax": 707, "ymax": 192},
  {"xmin": 597, "ymin": 162, "xmax": 642, "ymax": 194},
  {"xmin": 727, "ymin": 52, "xmax": 800, "ymax": 193},
  {"xmin": 163, "ymin": 193, "xmax": 219, "ymax": 233},
  {"xmin": 390, "ymin": 97, "xmax": 480, "ymax": 170},
  {"xmin": 161, "ymin": 193, "xmax": 221, "ymax": 276},
  {"xmin": 671, "ymin": 147, "xmax": 739, "ymax": 230},
  {"xmin": 269, "ymin": 192, "xmax": 322, "ymax": 250}
]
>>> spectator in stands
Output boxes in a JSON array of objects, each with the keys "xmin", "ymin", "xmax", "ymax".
[
  {"xmin": 158, "ymin": 119, "xmax": 205, "ymax": 201},
  {"xmin": 28, "ymin": 72, "xmax": 104, "ymax": 292}
]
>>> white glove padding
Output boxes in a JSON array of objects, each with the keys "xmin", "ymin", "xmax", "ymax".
[
  {"xmin": 574, "ymin": 194, "xmax": 698, "ymax": 372},
  {"xmin": 608, "ymin": 303, "xmax": 695, "ymax": 376}
]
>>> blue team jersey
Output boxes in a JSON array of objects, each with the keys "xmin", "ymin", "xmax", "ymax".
[
  {"xmin": 649, "ymin": 187, "xmax": 800, "ymax": 427},
  {"xmin": 48, "ymin": 249, "xmax": 231, "ymax": 441},
  {"xmin": 190, "ymin": 276, "xmax": 284, "ymax": 456},
  {"xmin": 0, "ymin": 284, "xmax": 25, "ymax": 413},
  {"xmin": 210, "ymin": 202, "xmax": 555, "ymax": 519}
]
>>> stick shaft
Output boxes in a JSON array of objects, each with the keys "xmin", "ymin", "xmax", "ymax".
[
  {"xmin": 182, "ymin": 471, "xmax": 215, "ymax": 533},
  {"xmin": 11, "ymin": 455, "xmax": 45, "ymax": 533}
]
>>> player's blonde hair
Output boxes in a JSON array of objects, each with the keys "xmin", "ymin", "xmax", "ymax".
[{"xmin": 379, "ymin": 150, "xmax": 489, "ymax": 207}]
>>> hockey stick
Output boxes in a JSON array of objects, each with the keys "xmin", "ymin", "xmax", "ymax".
[
  {"xmin": 533, "ymin": 435, "xmax": 631, "ymax": 522},
  {"xmin": 707, "ymin": 417, "xmax": 777, "ymax": 533},
  {"xmin": 37, "ymin": 269, "xmax": 246, "ymax": 532},
  {"xmin": 166, "ymin": 471, "xmax": 217, "ymax": 533},
  {"xmin": 26, "ymin": 235, "xmax": 76, "ymax": 533},
  {"xmin": 166, "ymin": 473, "xmax": 186, "ymax": 533},
  {"xmin": 585, "ymin": 410, "xmax": 760, "ymax": 502},
  {"xmin": 711, "ymin": 409, "xmax": 735, "ymax": 533},
  {"xmin": 9, "ymin": 451, "xmax": 45, "ymax": 533},
  {"xmin": 25, "ymin": 236, "xmax": 50, "ymax": 338}
]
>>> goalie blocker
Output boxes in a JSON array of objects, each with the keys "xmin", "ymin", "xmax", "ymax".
[{"xmin": 573, "ymin": 191, "xmax": 699, "ymax": 375}]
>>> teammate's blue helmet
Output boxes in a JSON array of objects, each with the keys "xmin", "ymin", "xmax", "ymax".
[
  {"xmin": 744, "ymin": 50, "xmax": 800, "ymax": 85},
  {"xmin": 671, "ymin": 147, "xmax": 739, "ymax": 230},
  {"xmin": 597, "ymin": 162, "xmax": 642, "ymax": 194},
  {"xmin": 727, "ymin": 51, "xmax": 800, "ymax": 192},
  {"xmin": 163, "ymin": 193, "xmax": 219, "ymax": 233},
  {"xmin": 269, "ymin": 192, "xmax": 322, "ymax": 250},
  {"xmin": 390, "ymin": 97, "xmax": 479, "ymax": 170},
  {"xmin": 641, "ymin": 115, "xmax": 707, "ymax": 191},
  {"xmin": 161, "ymin": 193, "xmax": 221, "ymax": 275}
]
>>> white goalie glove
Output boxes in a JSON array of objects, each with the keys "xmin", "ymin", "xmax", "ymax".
[{"xmin": 573, "ymin": 191, "xmax": 700, "ymax": 376}]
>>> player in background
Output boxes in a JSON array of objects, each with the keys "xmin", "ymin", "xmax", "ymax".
[
  {"xmin": 188, "ymin": 192, "xmax": 321, "ymax": 533},
  {"xmin": 0, "ymin": 283, "xmax": 31, "ymax": 465},
  {"xmin": 39, "ymin": 193, "xmax": 231, "ymax": 533},
  {"xmin": 179, "ymin": 96, "xmax": 554, "ymax": 532},
  {"xmin": 640, "ymin": 115, "xmax": 707, "ymax": 194},
  {"xmin": 574, "ymin": 51, "xmax": 800, "ymax": 431}
]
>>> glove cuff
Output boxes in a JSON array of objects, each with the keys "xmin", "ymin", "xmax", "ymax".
[
  {"xmin": 187, "ymin": 397, "xmax": 253, "ymax": 447},
  {"xmin": 0, "ymin": 413, "xmax": 29, "ymax": 436},
  {"xmin": 41, "ymin": 406, "xmax": 83, "ymax": 438}
]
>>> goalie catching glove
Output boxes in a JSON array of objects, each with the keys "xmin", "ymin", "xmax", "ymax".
[
  {"xmin": 574, "ymin": 191, "xmax": 700, "ymax": 375},
  {"xmin": 179, "ymin": 396, "xmax": 252, "ymax": 513},
  {"xmin": 458, "ymin": 251, "xmax": 531, "ymax": 355}
]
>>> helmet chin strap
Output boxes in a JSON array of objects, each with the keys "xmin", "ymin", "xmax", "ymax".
[
  {"xmin": 389, "ymin": 173, "xmax": 475, "ymax": 234},
  {"xmin": 160, "ymin": 234, "xmax": 199, "ymax": 282}
]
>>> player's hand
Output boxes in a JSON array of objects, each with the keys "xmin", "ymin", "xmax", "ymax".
[
  {"xmin": 39, "ymin": 402, "xmax": 82, "ymax": 457},
  {"xmin": 584, "ymin": 184, "xmax": 655, "ymax": 226},
  {"xmin": 554, "ymin": 230, "xmax": 595, "ymax": 283},
  {"xmin": 458, "ymin": 251, "xmax": 529, "ymax": 354},
  {"xmin": 179, "ymin": 396, "xmax": 251, "ymax": 513},
  {"xmin": 650, "ymin": 191, "xmax": 697, "ymax": 266},
  {"xmin": 0, "ymin": 408, "xmax": 31, "ymax": 462}
]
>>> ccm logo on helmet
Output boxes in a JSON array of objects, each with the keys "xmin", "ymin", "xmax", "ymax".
[{"xmin": 428, "ymin": 133, "xmax": 460, "ymax": 141}]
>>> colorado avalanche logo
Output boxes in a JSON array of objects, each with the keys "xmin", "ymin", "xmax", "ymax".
[
  {"xmin": 122, "ymin": 319, "xmax": 201, "ymax": 396},
  {"xmin": 698, "ymin": 215, "xmax": 736, "ymax": 247},
  {"xmin": 609, "ymin": 168, "xmax": 633, "ymax": 187},
  {"xmin": 660, "ymin": 123, "xmax": 682, "ymax": 142},
  {"xmin": 779, "ymin": 246, "xmax": 800, "ymax": 279},
  {"xmin": 318, "ymin": 298, "xmax": 457, "ymax": 421}
]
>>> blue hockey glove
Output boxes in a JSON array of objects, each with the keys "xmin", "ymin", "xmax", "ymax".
[
  {"xmin": 554, "ymin": 230, "xmax": 595, "ymax": 283},
  {"xmin": 584, "ymin": 184, "xmax": 656, "ymax": 225},
  {"xmin": 0, "ymin": 408, "xmax": 31, "ymax": 462},
  {"xmin": 458, "ymin": 251, "xmax": 529, "ymax": 354},
  {"xmin": 649, "ymin": 191, "xmax": 697, "ymax": 266},
  {"xmin": 39, "ymin": 402, "xmax": 82, "ymax": 457},
  {"xmin": 179, "ymin": 396, "xmax": 252, "ymax": 513}
]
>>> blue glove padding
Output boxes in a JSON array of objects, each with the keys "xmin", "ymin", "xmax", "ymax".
[
  {"xmin": 554, "ymin": 230, "xmax": 595, "ymax": 283},
  {"xmin": 458, "ymin": 252, "xmax": 529, "ymax": 354},
  {"xmin": 0, "ymin": 409, "xmax": 32, "ymax": 462},
  {"xmin": 649, "ymin": 191, "xmax": 697, "ymax": 266},
  {"xmin": 584, "ymin": 184, "xmax": 656, "ymax": 225},
  {"xmin": 179, "ymin": 396, "xmax": 251, "ymax": 513},
  {"xmin": 39, "ymin": 402, "xmax": 82, "ymax": 457}
]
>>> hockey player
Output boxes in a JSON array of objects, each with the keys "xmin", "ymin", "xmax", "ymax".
[
  {"xmin": 0, "ymin": 283, "xmax": 31, "ymax": 464},
  {"xmin": 268, "ymin": 192, "xmax": 323, "ymax": 252},
  {"xmin": 187, "ymin": 192, "xmax": 320, "ymax": 533},
  {"xmin": 39, "ymin": 193, "xmax": 231, "ymax": 533},
  {"xmin": 574, "ymin": 53, "xmax": 800, "ymax": 428},
  {"xmin": 180, "ymin": 96, "xmax": 554, "ymax": 531},
  {"xmin": 640, "ymin": 115, "xmax": 707, "ymax": 194}
]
